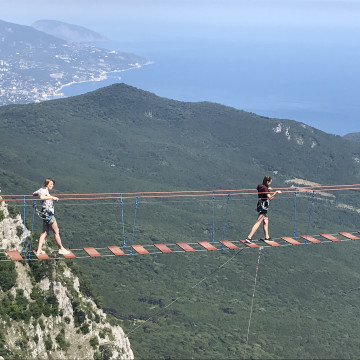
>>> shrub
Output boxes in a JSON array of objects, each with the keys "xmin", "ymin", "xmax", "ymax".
[
  {"xmin": 99, "ymin": 344, "xmax": 113, "ymax": 360},
  {"xmin": 55, "ymin": 329, "xmax": 70, "ymax": 351},
  {"xmin": 0, "ymin": 261, "xmax": 17, "ymax": 291},
  {"xmin": 80, "ymin": 322, "xmax": 90, "ymax": 335},
  {"xmin": 0, "ymin": 210, "xmax": 4, "ymax": 221},
  {"xmin": 7, "ymin": 205, "xmax": 20, "ymax": 218},
  {"xmin": 89, "ymin": 335, "xmax": 99, "ymax": 349},
  {"xmin": 16, "ymin": 226, "xmax": 23, "ymax": 238},
  {"xmin": 29, "ymin": 302, "xmax": 43, "ymax": 319},
  {"xmin": 44, "ymin": 334, "xmax": 53, "ymax": 351},
  {"xmin": 73, "ymin": 308, "xmax": 86, "ymax": 327}
]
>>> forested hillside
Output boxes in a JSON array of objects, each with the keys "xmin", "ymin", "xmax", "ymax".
[
  {"xmin": 1, "ymin": 83, "xmax": 360, "ymax": 358},
  {"xmin": 344, "ymin": 132, "xmax": 360, "ymax": 142}
]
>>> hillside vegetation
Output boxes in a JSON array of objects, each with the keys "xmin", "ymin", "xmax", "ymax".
[
  {"xmin": 0, "ymin": 200, "xmax": 133, "ymax": 359},
  {"xmin": 1, "ymin": 83, "xmax": 360, "ymax": 358}
]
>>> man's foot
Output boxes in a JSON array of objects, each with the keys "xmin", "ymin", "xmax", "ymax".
[
  {"xmin": 36, "ymin": 250, "xmax": 45, "ymax": 255},
  {"xmin": 264, "ymin": 237, "xmax": 272, "ymax": 241},
  {"xmin": 245, "ymin": 238, "xmax": 253, "ymax": 244},
  {"xmin": 58, "ymin": 248, "xmax": 71, "ymax": 255}
]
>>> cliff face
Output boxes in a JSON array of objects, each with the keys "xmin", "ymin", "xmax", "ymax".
[{"xmin": 0, "ymin": 200, "xmax": 133, "ymax": 360}]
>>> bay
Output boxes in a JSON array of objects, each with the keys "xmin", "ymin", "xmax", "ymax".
[{"xmin": 61, "ymin": 32, "xmax": 360, "ymax": 136}]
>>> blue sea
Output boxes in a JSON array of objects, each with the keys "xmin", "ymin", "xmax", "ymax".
[{"xmin": 61, "ymin": 29, "xmax": 360, "ymax": 136}]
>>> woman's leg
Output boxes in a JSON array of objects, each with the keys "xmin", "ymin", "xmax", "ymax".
[
  {"xmin": 37, "ymin": 222, "xmax": 49, "ymax": 253},
  {"xmin": 50, "ymin": 220, "xmax": 66, "ymax": 250},
  {"xmin": 263, "ymin": 215, "xmax": 269, "ymax": 238},
  {"xmin": 248, "ymin": 214, "xmax": 265, "ymax": 239}
]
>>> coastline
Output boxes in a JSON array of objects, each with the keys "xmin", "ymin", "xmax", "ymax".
[{"xmin": 52, "ymin": 60, "xmax": 153, "ymax": 99}]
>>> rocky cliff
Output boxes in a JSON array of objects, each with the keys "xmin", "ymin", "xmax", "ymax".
[{"xmin": 0, "ymin": 199, "xmax": 133, "ymax": 359}]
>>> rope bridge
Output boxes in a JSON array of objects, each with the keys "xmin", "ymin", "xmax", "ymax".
[{"xmin": 1, "ymin": 183, "xmax": 359, "ymax": 262}]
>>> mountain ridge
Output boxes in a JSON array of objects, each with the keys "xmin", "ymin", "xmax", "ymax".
[
  {"xmin": 32, "ymin": 19, "xmax": 107, "ymax": 42},
  {"xmin": 1, "ymin": 83, "xmax": 360, "ymax": 358}
]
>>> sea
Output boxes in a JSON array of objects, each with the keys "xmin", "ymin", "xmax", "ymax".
[{"xmin": 61, "ymin": 29, "xmax": 360, "ymax": 136}]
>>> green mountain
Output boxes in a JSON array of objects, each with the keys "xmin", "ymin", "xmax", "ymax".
[
  {"xmin": 1, "ymin": 83, "xmax": 360, "ymax": 359},
  {"xmin": 32, "ymin": 19, "xmax": 107, "ymax": 42},
  {"xmin": 344, "ymin": 132, "xmax": 360, "ymax": 142}
]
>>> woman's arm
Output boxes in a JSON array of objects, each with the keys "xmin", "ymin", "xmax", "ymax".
[
  {"xmin": 40, "ymin": 194, "xmax": 59, "ymax": 201},
  {"xmin": 267, "ymin": 190, "xmax": 281, "ymax": 201}
]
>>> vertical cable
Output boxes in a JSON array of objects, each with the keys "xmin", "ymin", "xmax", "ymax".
[
  {"xmin": 28, "ymin": 199, "xmax": 36, "ymax": 260},
  {"xmin": 293, "ymin": 187, "xmax": 297, "ymax": 239},
  {"xmin": 130, "ymin": 196, "xmax": 138, "ymax": 255},
  {"xmin": 305, "ymin": 190, "xmax": 316, "ymax": 244},
  {"xmin": 121, "ymin": 193, "xmax": 126, "ymax": 248},
  {"xmin": 212, "ymin": 190, "xmax": 215, "ymax": 244},
  {"xmin": 22, "ymin": 195, "xmax": 26, "ymax": 253},
  {"xmin": 221, "ymin": 193, "xmax": 231, "ymax": 250}
]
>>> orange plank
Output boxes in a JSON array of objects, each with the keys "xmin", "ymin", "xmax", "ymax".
[
  {"xmin": 61, "ymin": 249, "xmax": 77, "ymax": 259},
  {"xmin": 33, "ymin": 250, "xmax": 50, "ymax": 260},
  {"xmin": 176, "ymin": 242, "xmax": 195, "ymax": 252},
  {"xmin": 107, "ymin": 246, "xmax": 125, "ymax": 256},
  {"xmin": 132, "ymin": 244, "xmax": 149, "ymax": 254},
  {"xmin": 154, "ymin": 243, "xmax": 172, "ymax": 253},
  {"xmin": 83, "ymin": 247, "xmax": 101, "ymax": 257},
  {"xmin": 300, "ymin": 235, "xmax": 321, "ymax": 244},
  {"xmin": 6, "ymin": 250, "xmax": 23, "ymax": 261},
  {"xmin": 261, "ymin": 239, "xmax": 281, "ymax": 247},
  {"xmin": 281, "ymin": 237, "xmax": 301, "ymax": 245},
  {"xmin": 339, "ymin": 232, "xmax": 360, "ymax": 240},
  {"xmin": 320, "ymin": 233, "xmax": 340, "ymax": 242},
  {"xmin": 240, "ymin": 239, "xmax": 259, "ymax": 248},
  {"xmin": 220, "ymin": 240, "xmax": 239, "ymax": 249},
  {"xmin": 198, "ymin": 241, "xmax": 217, "ymax": 251}
]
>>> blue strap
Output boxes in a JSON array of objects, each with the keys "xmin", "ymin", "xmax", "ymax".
[
  {"xmin": 293, "ymin": 187, "xmax": 297, "ymax": 239},
  {"xmin": 120, "ymin": 193, "xmax": 126, "ymax": 248},
  {"xmin": 305, "ymin": 190, "xmax": 316, "ymax": 244},
  {"xmin": 212, "ymin": 190, "xmax": 215, "ymax": 244},
  {"xmin": 22, "ymin": 195, "xmax": 26, "ymax": 253},
  {"xmin": 221, "ymin": 193, "xmax": 231, "ymax": 251},
  {"xmin": 130, "ymin": 196, "xmax": 138, "ymax": 255},
  {"xmin": 28, "ymin": 199, "xmax": 36, "ymax": 260}
]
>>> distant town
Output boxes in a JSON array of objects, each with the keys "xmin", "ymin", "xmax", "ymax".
[{"xmin": 0, "ymin": 19, "xmax": 149, "ymax": 105}]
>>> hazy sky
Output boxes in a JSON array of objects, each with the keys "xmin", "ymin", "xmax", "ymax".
[{"xmin": 2, "ymin": 0, "xmax": 360, "ymax": 31}]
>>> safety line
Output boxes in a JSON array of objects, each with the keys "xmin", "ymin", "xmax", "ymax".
[
  {"xmin": 125, "ymin": 246, "xmax": 247, "ymax": 337},
  {"xmin": 246, "ymin": 247, "xmax": 262, "ymax": 345}
]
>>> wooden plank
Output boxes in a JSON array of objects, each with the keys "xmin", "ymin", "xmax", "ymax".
[
  {"xmin": 33, "ymin": 250, "xmax": 50, "ymax": 260},
  {"xmin": 220, "ymin": 240, "xmax": 239, "ymax": 249},
  {"xmin": 281, "ymin": 237, "xmax": 301, "ymax": 245},
  {"xmin": 339, "ymin": 232, "xmax": 360, "ymax": 240},
  {"xmin": 300, "ymin": 235, "xmax": 321, "ymax": 244},
  {"xmin": 261, "ymin": 239, "xmax": 281, "ymax": 247},
  {"xmin": 320, "ymin": 233, "xmax": 340, "ymax": 242},
  {"xmin": 240, "ymin": 239, "xmax": 259, "ymax": 248},
  {"xmin": 6, "ymin": 250, "xmax": 23, "ymax": 261},
  {"xmin": 107, "ymin": 246, "xmax": 125, "ymax": 256},
  {"xmin": 176, "ymin": 242, "xmax": 195, "ymax": 252},
  {"xmin": 61, "ymin": 249, "xmax": 77, "ymax": 259},
  {"xmin": 154, "ymin": 243, "xmax": 172, "ymax": 253},
  {"xmin": 83, "ymin": 247, "xmax": 101, "ymax": 257},
  {"xmin": 132, "ymin": 244, "xmax": 149, "ymax": 255},
  {"xmin": 198, "ymin": 241, "xmax": 217, "ymax": 251}
]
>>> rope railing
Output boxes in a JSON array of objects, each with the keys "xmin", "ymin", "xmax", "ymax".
[{"xmin": 1, "ymin": 183, "xmax": 360, "ymax": 202}]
